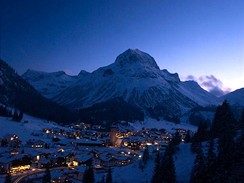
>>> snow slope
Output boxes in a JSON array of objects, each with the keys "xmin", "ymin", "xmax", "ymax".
[
  {"xmin": 174, "ymin": 143, "xmax": 196, "ymax": 183},
  {"xmin": 0, "ymin": 114, "xmax": 67, "ymax": 143},
  {"xmin": 129, "ymin": 118, "xmax": 198, "ymax": 132},
  {"xmin": 22, "ymin": 70, "xmax": 80, "ymax": 98},
  {"xmin": 220, "ymin": 88, "xmax": 244, "ymax": 106},
  {"xmin": 52, "ymin": 49, "xmax": 218, "ymax": 119},
  {"xmin": 95, "ymin": 156, "xmax": 155, "ymax": 183}
]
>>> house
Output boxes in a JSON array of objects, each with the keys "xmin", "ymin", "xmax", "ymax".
[
  {"xmin": 73, "ymin": 166, "xmax": 86, "ymax": 181},
  {"xmin": 114, "ymin": 156, "xmax": 131, "ymax": 166},
  {"xmin": 37, "ymin": 157, "xmax": 49, "ymax": 168},
  {"xmin": 75, "ymin": 154, "xmax": 93, "ymax": 166},
  {"xmin": 0, "ymin": 155, "xmax": 12, "ymax": 173},
  {"xmin": 51, "ymin": 171, "xmax": 70, "ymax": 183},
  {"xmin": 99, "ymin": 156, "xmax": 116, "ymax": 167},
  {"xmin": 26, "ymin": 139, "xmax": 45, "ymax": 148}
]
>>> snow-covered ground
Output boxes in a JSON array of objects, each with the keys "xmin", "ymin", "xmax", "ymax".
[
  {"xmin": 95, "ymin": 143, "xmax": 196, "ymax": 183},
  {"xmin": 0, "ymin": 115, "xmax": 197, "ymax": 183},
  {"xmin": 0, "ymin": 114, "xmax": 67, "ymax": 144},
  {"xmin": 95, "ymin": 157, "xmax": 155, "ymax": 183},
  {"xmin": 174, "ymin": 143, "xmax": 195, "ymax": 183},
  {"xmin": 129, "ymin": 118, "xmax": 197, "ymax": 132}
]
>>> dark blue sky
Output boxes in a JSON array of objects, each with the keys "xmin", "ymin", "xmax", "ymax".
[{"xmin": 1, "ymin": 0, "xmax": 243, "ymax": 91}]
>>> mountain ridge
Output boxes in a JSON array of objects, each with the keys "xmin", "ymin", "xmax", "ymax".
[
  {"xmin": 0, "ymin": 59, "xmax": 77, "ymax": 123},
  {"xmin": 21, "ymin": 49, "xmax": 244, "ymax": 121}
]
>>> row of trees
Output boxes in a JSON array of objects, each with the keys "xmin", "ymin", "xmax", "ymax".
[
  {"xmin": 151, "ymin": 132, "xmax": 182, "ymax": 183},
  {"xmin": 190, "ymin": 100, "xmax": 244, "ymax": 182},
  {"xmin": 0, "ymin": 105, "xmax": 23, "ymax": 121}
]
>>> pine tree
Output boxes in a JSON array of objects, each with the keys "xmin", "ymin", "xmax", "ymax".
[
  {"xmin": 106, "ymin": 167, "xmax": 112, "ymax": 183},
  {"xmin": 171, "ymin": 131, "xmax": 181, "ymax": 146},
  {"xmin": 211, "ymin": 100, "xmax": 236, "ymax": 138},
  {"xmin": 190, "ymin": 143, "xmax": 206, "ymax": 183},
  {"xmin": 5, "ymin": 173, "xmax": 12, "ymax": 183},
  {"xmin": 18, "ymin": 111, "xmax": 23, "ymax": 121},
  {"xmin": 12, "ymin": 109, "xmax": 19, "ymax": 121},
  {"xmin": 230, "ymin": 133, "xmax": 244, "ymax": 182},
  {"xmin": 160, "ymin": 154, "xmax": 176, "ymax": 183},
  {"xmin": 213, "ymin": 102, "xmax": 236, "ymax": 182},
  {"xmin": 205, "ymin": 139, "xmax": 217, "ymax": 182},
  {"xmin": 184, "ymin": 130, "xmax": 191, "ymax": 143},
  {"xmin": 151, "ymin": 152, "xmax": 161, "ymax": 183},
  {"xmin": 240, "ymin": 108, "xmax": 244, "ymax": 130},
  {"xmin": 159, "ymin": 144, "xmax": 177, "ymax": 183},
  {"xmin": 42, "ymin": 165, "xmax": 51, "ymax": 183},
  {"xmin": 142, "ymin": 145, "xmax": 149, "ymax": 164},
  {"xmin": 83, "ymin": 167, "xmax": 95, "ymax": 183}
]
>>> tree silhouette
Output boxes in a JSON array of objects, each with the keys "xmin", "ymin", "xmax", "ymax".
[
  {"xmin": 83, "ymin": 167, "xmax": 95, "ymax": 183},
  {"xmin": 190, "ymin": 143, "xmax": 206, "ymax": 183},
  {"xmin": 5, "ymin": 173, "xmax": 12, "ymax": 183},
  {"xmin": 151, "ymin": 151, "xmax": 161, "ymax": 183},
  {"xmin": 42, "ymin": 165, "xmax": 51, "ymax": 183},
  {"xmin": 106, "ymin": 167, "xmax": 112, "ymax": 183},
  {"xmin": 142, "ymin": 145, "xmax": 149, "ymax": 164}
]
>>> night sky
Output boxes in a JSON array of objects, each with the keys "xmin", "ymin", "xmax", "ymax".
[{"xmin": 1, "ymin": 0, "xmax": 243, "ymax": 94}]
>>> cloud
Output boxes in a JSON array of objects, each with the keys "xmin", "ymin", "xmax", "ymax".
[{"xmin": 184, "ymin": 74, "xmax": 231, "ymax": 97}]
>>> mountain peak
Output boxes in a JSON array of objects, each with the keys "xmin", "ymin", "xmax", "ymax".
[{"xmin": 115, "ymin": 49, "xmax": 160, "ymax": 70}]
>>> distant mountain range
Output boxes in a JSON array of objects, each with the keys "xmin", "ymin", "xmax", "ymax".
[
  {"xmin": 21, "ymin": 49, "xmax": 244, "ymax": 122},
  {"xmin": 0, "ymin": 59, "xmax": 77, "ymax": 124},
  {"xmin": 1, "ymin": 49, "xmax": 243, "ymax": 124}
]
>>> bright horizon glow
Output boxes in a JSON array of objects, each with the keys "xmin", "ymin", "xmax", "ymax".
[{"xmin": 1, "ymin": 0, "xmax": 243, "ymax": 93}]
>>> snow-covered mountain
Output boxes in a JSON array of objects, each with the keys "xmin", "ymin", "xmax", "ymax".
[
  {"xmin": 50, "ymin": 49, "xmax": 218, "ymax": 119},
  {"xmin": 22, "ymin": 69, "xmax": 89, "ymax": 98},
  {"xmin": 0, "ymin": 59, "xmax": 77, "ymax": 123},
  {"xmin": 220, "ymin": 88, "xmax": 244, "ymax": 106}
]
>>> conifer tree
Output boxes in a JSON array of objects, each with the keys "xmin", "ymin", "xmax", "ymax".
[
  {"xmin": 160, "ymin": 154, "xmax": 176, "ymax": 183},
  {"xmin": 205, "ymin": 139, "xmax": 217, "ymax": 182},
  {"xmin": 213, "ymin": 102, "xmax": 236, "ymax": 182},
  {"xmin": 211, "ymin": 100, "xmax": 236, "ymax": 138},
  {"xmin": 83, "ymin": 167, "xmax": 95, "ymax": 183},
  {"xmin": 159, "ymin": 143, "xmax": 177, "ymax": 183},
  {"xmin": 172, "ymin": 131, "xmax": 181, "ymax": 146},
  {"xmin": 106, "ymin": 167, "xmax": 112, "ymax": 183},
  {"xmin": 12, "ymin": 109, "xmax": 19, "ymax": 121},
  {"xmin": 5, "ymin": 173, "xmax": 12, "ymax": 183},
  {"xmin": 42, "ymin": 165, "xmax": 51, "ymax": 183},
  {"xmin": 190, "ymin": 143, "xmax": 206, "ymax": 183},
  {"xmin": 184, "ymin": 130, "xmax": 191, "ymax": 143},
  {"xmin": 151, "ymin": 151, "xmax": 161, "ymax": 183},
  {"xmin": 18, "ymin": 111, "xmax": 23, "ymax": 121},
  {"xmin": 240, "ymin": 108, "xmax": 244, "ymax": 130},
  {"xmin": 230, "ymin": 132, "xmax": 244, "ymax": 182},
  {"xmin": 142, "ymin": 145, "xmax": 149, "ymax": 164}
]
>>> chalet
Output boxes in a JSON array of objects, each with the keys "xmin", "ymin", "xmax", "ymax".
[
  {"xmin": 51, "ymin": 171, "xmax": 70, "ymax": 183},
  {"xmin": 75, "ymin": 154, "xmax": 93, "ymax": 166},
  {"xmin": 73, "ymin": 166, "xmax": 86, "ymax": 181},
  {"xmin": 37, "ymin": 157, "xmax": 49, "ymax": 168},
  {"xmin": 76, "ymin": 139, "xmax": 104, "ymax": 147},
  {"xmin": 99, "ymin": 156, "xmax": 116, "ymax": 167},
  {"xmin": 114, "ymin": 156, "xmax": 131, "ymax": 166},
  {"xmin": 9, "ymin": 138, "xmax": 22, "ymax": 148},
  {"xmin": 26, "ymin": 139, "xmax": 45, "ymax": 148},
  {"xmin": 0, "ymin": 155, "xmax": 13, "ymax": 173}
]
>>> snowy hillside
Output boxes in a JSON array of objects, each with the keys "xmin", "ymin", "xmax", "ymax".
[
  {"xmin": 220, "ymin": 88, "xmax": 244, "ymax": 106},
  {"xmin": 129, "ymin": 118, "xmax": 197, "ymax": 133},
  {"xmin": 22, "ymin": 69, "xmax": 81, "ymax": 98},
  {"xmin": 0, "ymin": 114, "xmax": 67, "ymax": 144},
  {"xmin": 0, "ymin": 59, "xmax": 76, "ymax": 123},
  {"xmin": 50, "ymin": 49, "xmax": 218, "ymax": 119}
]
